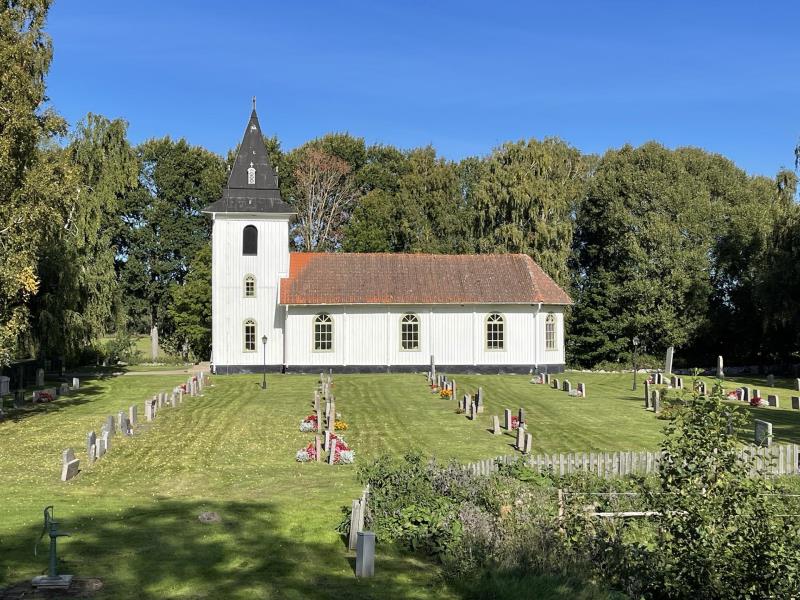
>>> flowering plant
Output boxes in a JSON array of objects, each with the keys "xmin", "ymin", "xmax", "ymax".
[
  {"xmin": 440, "ymin": 388, "xmax": 452, "ymax": 399},
  {"xmin": 750, "ymin": 396, "xmax": 765, "ymax": 407},
  {"xmin": 511, "ymin": 416, "xmax": 520, "ymax": 430},
  {"xmin": 296, "ymin": 441, "xmax": 318, "ymax": 462},
  {"xmin": 334, "ymin": 419, "xmax": 348, "ymax": 431},
  {"xmin": 299, "ymin": 414, "xmax": 318, "ymax": 432},
  {"xmin": 727, "ymin": 391, "xmax": 738, "ymax": 400},
  {"xmin": 36, "ymin": 392, "xmax": 54, "ymax": 403},
  {"xmin": 329, "ymin": 434, "xmax": 355, "ymax": 464}
]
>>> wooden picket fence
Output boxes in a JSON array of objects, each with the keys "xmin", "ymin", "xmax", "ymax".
[{"xmin": 464, "ymin": 443, "xmax": 800, "ymax": 479}]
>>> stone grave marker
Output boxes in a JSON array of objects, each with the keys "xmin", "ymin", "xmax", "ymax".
[
  {"xmin": 577, "ymin": 382, "xmax": 586, "ymax": 398},
  {"xmin": 644, "ymin": 381, "xmax": 650, "ymax": 403},
  {"xmin": 676, "ymin": 377, "xmax": 683, "ymax": 389},
  {"xmin": 753, "ymin": 389, "xmax": 762, "ymax": 401},
  {"xmin": 35, "ymin": 368, "xmax": 44, "ymax": 387},
  {"xmin": 740, "ymin": 387, "xmax": 749, "ymax": 403},
  {"xmin": 62, "ymin": 448, "xmax": 75, "ymax": 465},
  {"xmin": 96, "ymin": 437, "xmax": 106, "ymax": 459},
  {"xmin": 522, "ymin": 432, "xmax": 533, "ymax": 454},
  {"xmin": 72, "ymin": 377, "xmax": 80, "ymax": 389},
  {"xmin": 58, "ymin": 382, "xmax": 70, "ymax": 396},
  {"xmin": 796, "ymin": 379, "xmax": 800, "ymax": 392},
  {"xmin": 102, "ymin": 431, "xmax": 111, "ymax": 453},
  {"xmin": 86, "ymin": 431, "xmax": 96, "ymax": 456},
  {"xmin": 793, "ymin": 396, "xmax": 800, "ymax": 410},
  {"xmin": 469, "ymin": 400, "xmax": 476, "ymax": 420},
  {"xmin": 491, "ymin": 415, "xmax": 500, "ymax": 435},
  {"xmin": 515, "ymin": 424, "xmax": 525, "ymax": 450},
  {"xmin": 670, "ymin": 375, "xmax": 678, "ymax": 388},
  {"xmin": 0, "ymin": 375, "xmax": 10, "ymax": 397},
  {"xmin": 767, "ymin": 374, "xmax": 775, "ymax": 387},
  {"xmin": 89, "ymin": 444, "xmax": 96, "ymax": 464},
  {"xmin": 328, "ymin": 444, "xmax": 336, "ymax": 465},
  {"xmin": 105, "ymin": 415, "xmax": 115, "ymax": 435},
  {"xmin": 61, "ymin": 458, "xmax": 80, "ymax": 481},
  {"xmin": 717, "ymin": 355, "xmax": 724, "ymax": 378},
  {"xmin": 768, "ymin": 395, "xmax": 779, "ymax": 408},
  {"xmin": 653, "ymin": 394, "xmax": 661, "ymax": 414},
  {"xmin": 518, "ymin": 407, "xmax": 525, "ymax": 426},
  {"xmin": 171, "ymin": 393, "xmax": 178, "ymax": 408},
  {"xmin": 324, "ymin": 430, "xmax": 331, "ymax": 451},
  {"xmin": 754, "ymin": 419, "xmax": 772, "ymax": 447},
  {"xmin": 117, "ymin": 410, "xmax": 127, "ymax": 432},
  {"xmin": 543, "ymin": 373, "xmax": 550, "ymax": 385},
  {"xmin": 504, "ymin": 409, "xmax": 512, "ymax": 430},
  {"xmin": 129, "ymin": 405, "xmax": 137, "ymax": 426},
  {"xmin": 696, "ymin": 381, "xmax": 707, "ymax": 396},
  {"xmin": 552, "ymin": 378, "xmax": 559, "ymax": 389},
  {"xmin": 562, "ymin": 380, "xmax": 571, "ymax": 393},
  {"xmin": 645, "ymin": 390, "xmax": 651, "ymax": 409},
  {"xmin": 476, "ymin": 394, "xmax": 484, "ymax": 414},
  {"xmin": 452, "ymin": 380, "xmax": 457, "ymax": 401},
  {"xmin": 665, "ymin": 346, "xmax": 674, "ymax": 375},
  {"xmin": 315, "ymin": 435, "xmax": 322, "ymax": 462}
]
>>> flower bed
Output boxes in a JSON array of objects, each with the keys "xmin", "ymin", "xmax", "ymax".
[
  {"xmin": 329, "ymin": 434, "xmax": 355, "ymax": 464},
  {"xmin": 510, "ymin": 415, "xmax": 520, "ymax": 430},
  {"xmin": 750, "ymin": 396, "xmax": 766, "ymax": 407},
  {"xmin": 299, "ymin": 414, "xmax": 318, "ymax": 432},
  {"xmin": 296, "ymin": 441, "xmax": 318, "ymax": 462},
  {"xmin": 439, "ymin": 388, "xmax": 452, "ymax": 399},
  {"xmin": 334, "ymin": 419, "xmax": 348, "ymax": 431}
]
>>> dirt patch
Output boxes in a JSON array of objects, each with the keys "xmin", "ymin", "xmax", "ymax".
[{"xmin": 198, "ymin": 511, "xmax": 221, "ymax": 524}]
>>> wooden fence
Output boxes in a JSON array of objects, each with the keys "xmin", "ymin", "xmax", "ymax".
[{"xmin": 465, "ymin": 443, "xmax": 800, "ymax": 479}]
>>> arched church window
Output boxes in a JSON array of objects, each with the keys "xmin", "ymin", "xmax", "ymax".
[
  {"xmin": 314, "ymin": 314, "xmax": 333, "ymax": 351},
  {"xmin": 247, "ymin": 162, "xmax": 256, "ymax": 185},
  {"xmin": 545, "ymin": 314, "xmax": 557, "ymax": 351},
  {"xmin": 243, "ymin": 225, "xmax": 258, "ymax": 256},
  {"xmin": 244, "ymin": 274, "xmax": 256, "ymax": 298},
  {"xmin": 243, "ymin": 319, "xmax": 257, "ymax": 352},
  {"xmin": 486, "ymin": 313, "xmax": 505, "ymax": 350},
  {"xmin": 400, "ymin": 314, "xmax": 420, "ymax": 351}
]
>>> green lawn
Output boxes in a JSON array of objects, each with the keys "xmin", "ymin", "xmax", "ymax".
[{"xmin": 2, "ymin": 370, "xmax": 799, "ymax": 598}]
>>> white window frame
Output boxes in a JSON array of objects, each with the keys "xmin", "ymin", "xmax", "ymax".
[
  {"xmin": 400, "ymin": 313, "xmax": 420, "ymax": 351},
  {"xmin": 243, "ymin": 274, "xmax": 256, "ymax": 298},
  {"xmin": 545, "ymin": 313, "xmax": 557, "ymax": 351},
  {"xmin": 313, "ymin": 313, "xmax": 333, "ymax": 352},
  {"xmin": 486, "ymin": 313, "xmax": 505, "ymax": 351},
  {"xmin": 243, "ymin": 319, "xmax": 257, "ymax": 352}
]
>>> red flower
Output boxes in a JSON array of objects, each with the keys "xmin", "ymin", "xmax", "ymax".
[{"xmin": 511, "ymin": 416, "xmax": 520, "ymax": 430}]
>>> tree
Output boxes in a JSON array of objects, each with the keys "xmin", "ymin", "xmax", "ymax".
[
  {"xmin": 114, "ymin": 137, "xmax": 225, "ymax": 333},
  {"xmin": 0, "ymin": 0, "xmax": 66, "ymax": 366},
  {"xmin": 473, "ymin": 138, "xmax": 585, "ymax": 287},
  {"xmin": 167, "ymin": 245, "xmax": 211, "ymax": 360},
  {"xmin": 31, "ymin": 114, "xmax": 138, "ymax": 361},
  {"xmin": 290, "ymin": 146, "xmax": 359, "ymax": 251}
]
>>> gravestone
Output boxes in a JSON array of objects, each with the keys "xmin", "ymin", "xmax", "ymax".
[
  {"xmin": 72, "ymin": 377, "xmax": 80, "ymax": 389},
  {"xmin": 518, "ymin": 407, "xmax": 525, "ymax": 426},
  {"xmin": 753, "ymin": 389, "xmax": 762, "ymax": 401},
  {"xmin": 476, "ymin": 394, "xmax": 484, "ymax": 414},
  {"xmin": 522, "ymin": 433, "xmax": 533, "ymax": 454},
  {"xmin": 36, "ymin": 368, "xmax": 44, "ymax": 387},
  {"xmin": 61, "ymin": 458, "xmax": 80, "ymax": 481},
  {"xmin": 327, "ymin": 401, "xmax": 336, "ymax": 432},
  {"xmin": 171, "ymin": 393, "xmax": 178, "ymax": 408},
  {"xmin": 645, "ymin": 390, "xmax": 651, "ymax": 409},
  {"xmin": 86, "ymin": 431, "xmax": 96, "ymax": 456},
  {"xmin": 117, "ymin": 410, "xmax": 127, "ymax": 433},
  {"xmin": 504, "ymin": 409, "xmax": 512, "ymax": 430},
  {"xmin": 105, "ymin": 415, "xmax": 115, "ymax": 435},
  {"xmin": 792, "ymin": 396, "xmax": 800, "ymax": 410},
  {"xmin": 543, "ymin": 373, "xmax": 550, "ymax": 385},
  {"xmin": 653, "ymin": 394, "xmax": 661, "ymax": 414},
  {"xmin": 754, "ymin": 419, "xmax": 772, "ymax": 447},
  {"xmin": 697, "ymin": 381, "xmax": 707, "ymax": 396},
  {"xmin": 469, "ymin": 400, "xmax": 476, "ymax": 420},
  {"xmin": 676, "ymin": 377, "xmax": 683, "ymax": 389},
  {"xmin": 129, "ymin": 405, "xmax": 137, "ymax": 426},
  {"xmin": 552, "ymin": 378, "xmax": 559, "ymax": 389},
  {"xmin": 452, "ymin": 380, "xmax": 457, "ymax": 401},
  {"xmin": 717, "ymin": 355, "xmax": 724, "ymax": 379},
  {"xmin": 665, "ymin": 346, "xmax": 674, "ymax": 375},
  {"xmin": 460, "ymin": 395, "xmax": 468, "ymax": 412},
  {"xmin": 88, "ymin": 444, "xmax": 96, "ymax": 464},
  {"xmin": 740, "ymin": 387, "xmax": 749, "ymax": 402},
  {"xmin": 328, "ymin": 445, "xmax": 336, "ymax": 465},
  {"xmin": 768, "ymin": 395, "xmax": 779, "ymax": 408},
  {"xmin": 96, "ymin": 437, "xmax": 106, "ymax": 459},
  {"xmin": 491, "ymin": 415, "xmax": 500, "ymax": 434},
  {"xmin": 670, "ymin": 375, "xmax": 678, "ymax": 388},
  {"xmin": 577, "ymin": 382, "xmax": 586, "ymax": 398},
  {"xmin": 62, "ymin": 448, "xmax": 75, "ymax": 465},
  {"xmin": 150, "ymin": 325, "xmax": 159, "ymax": 361},
  {"xmin": 477, "ymin": 387, "xmax": 484, "ymax": 408},
  {"xmin": 145, "ymin": 399, "xmax": 156, "ymax": 421},
  {"xmin": 324, "ymin": 430, "xmax": 331, "ymax": 451},
  {"xmin": 355, "ymin": 531, "xmax": 376, "ymax": 578},
  {"xmin": 58, "ymin": 382, "xmax": 70, "ymax": 396},
  {"xmin": 796, "ymin": 379, "xmax": 800, "ymax": 392},
  {"xmin": 101, "ymin": 431, "xmax": 111, "ymax": 452},
  {"xmin": 515, "ymin": 424, "xmax": 525, "ymax": 450},
  {"xmin": 0, "ymin": 376, "xmax": 10, "ymax": 397},
  {"xmin": 430, "ymin": 355, "xmax": 436, "ymax": 383},
  {"xmin": 767, "ymin": 374, "xmax": 775, "ymax": 387},
  {"xmin": 314, "ymin": 435, "xmax": 322, "ymax": 462},
  {"xmin": 562, "ymin": 380, "xmax": 571, "ymax": 393},
  {"xmin": 644, "ymin": 381, "xmax": 650, "ymax": 403}
]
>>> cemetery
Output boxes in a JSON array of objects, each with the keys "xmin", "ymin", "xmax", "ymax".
[{"xmin": 2, "ymin": 365, "xmax": 800, "ymax": 598}]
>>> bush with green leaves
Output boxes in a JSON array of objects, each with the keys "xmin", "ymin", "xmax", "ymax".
[{"xmin": 580, "ymin": 379, "xmax": 800, "ymax": 599}]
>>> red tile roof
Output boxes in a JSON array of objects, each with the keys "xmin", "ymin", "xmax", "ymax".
[{"xmin": 279, "ymin": 253, "xmax": 572, "ymax": 306}]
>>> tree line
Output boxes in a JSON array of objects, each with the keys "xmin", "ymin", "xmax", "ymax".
[{"xmin": 2, "ymin": 1, "xmax": 799, "ymax": 370}]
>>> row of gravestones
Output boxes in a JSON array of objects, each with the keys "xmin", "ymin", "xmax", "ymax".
[
  {"xmin": 10, "ymin": 377, "xmax": 80, "ymax": 410},
  {"xmin": 61, "ymin": 372, "xmax": 209, "ymax": 481},
  {"xmin": 538, "ymin": 373, "xmax": 587, "ymax": 398},
  {"xmin": 316, "ymin": 374, "xmax": 349, "ymax": 465},
  {"xmin": 488, "ymin": 408, "xmax": 533, "ymax": 453}
]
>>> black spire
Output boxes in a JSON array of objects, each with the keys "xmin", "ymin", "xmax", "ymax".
[{"xmin": 203, "ymin": 105, "xmax": 295, "ymax": 214}]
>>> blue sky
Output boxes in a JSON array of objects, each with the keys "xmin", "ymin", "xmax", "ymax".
[{"xmin": 46, "ymin": 1, "xmax": 800, "ymax": 177}]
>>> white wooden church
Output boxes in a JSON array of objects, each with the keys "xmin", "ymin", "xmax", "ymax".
[{"xmin": 203, "ymin": 108, "xmax": 571, "ymax": 374}]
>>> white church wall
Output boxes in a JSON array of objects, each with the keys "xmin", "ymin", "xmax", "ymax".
[
  {"xmin": 211, "ymin": 214, "xmax": 290, "ymax": 368},
  {"xmin": 283, "ymin": 304, "xmax": 565, "ymax": 369}
]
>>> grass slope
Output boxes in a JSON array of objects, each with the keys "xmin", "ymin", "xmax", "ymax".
[{"xmin": 2, "ymin": 370, "xmax": 799, "ymax": 598}]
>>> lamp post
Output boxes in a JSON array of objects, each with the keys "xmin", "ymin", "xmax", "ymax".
[
  {"xmin": 261, "ymin": 335, "xmax": 268, "ymax": 390},
  {"xmin": 632, "ymin": 336, "xmax": 640, "ymax": 391}
]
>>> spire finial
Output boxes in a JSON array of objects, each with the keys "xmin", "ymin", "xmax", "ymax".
[{"xmin": 252, "ymin": 96, "xmax": 256, "ymax": 111}]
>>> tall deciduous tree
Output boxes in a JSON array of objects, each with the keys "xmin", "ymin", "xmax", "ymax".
[
  {"xmin": 31, "ymin": 114, "xmax": 138, "ymax": 361},
  {"xmin": 167, "ymin": 244, "xmax": 211, "ymax": 360},
  {"xmin": 0, "ymin": 0, "xmax": 66, "ymax": 366},
  {"xmin": 473, "ymin": 138, "xmax": 585, "ymax": 287},
  {"xmin": 115, "ymin": 138, "xmax": 225, "ymax": 333}
]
